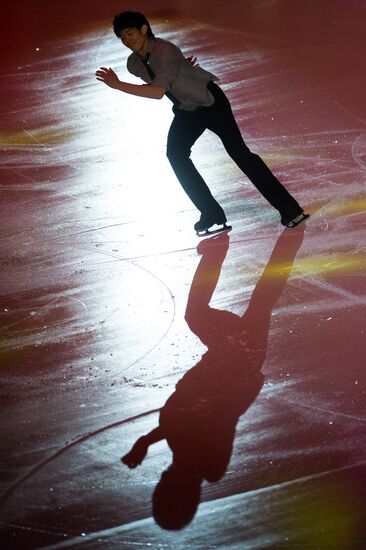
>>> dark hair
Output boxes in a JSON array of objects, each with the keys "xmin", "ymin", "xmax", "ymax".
[{"xmin": 113, "ymin": 11, "xmax": 155, "ymax": 39}]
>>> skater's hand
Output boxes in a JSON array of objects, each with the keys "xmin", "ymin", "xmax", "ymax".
[
  {"xmin": 186, "ymin": 55, "xmax": 198, "ymax": 67},
  {"xmin": 95, "ymin": 67, "xmax": 120, "ymax": 89},
  {"xmin": 121, "ymin": 437, "xmax": 148, "ymax": 468}
]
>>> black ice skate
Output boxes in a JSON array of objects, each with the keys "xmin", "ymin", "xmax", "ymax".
[
  {"xmin": 281, "ymin": 212, "xmax": 310, "ymax": 228},
  {"xmin": 194, "ymin": 210, "xmax": 232, "ymax": 237},
  {"xmin": 280, "ymin": 204, "xmax": 309, "ymax": 228}
]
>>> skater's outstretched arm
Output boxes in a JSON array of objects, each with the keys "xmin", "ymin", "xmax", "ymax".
[
  {"xmin": 96, "ymin": 67, "xmax": 166, "ymax": 100},
  {"xmin": 121, "ymin": 427, "xmax": 164, "ymax": 468}
]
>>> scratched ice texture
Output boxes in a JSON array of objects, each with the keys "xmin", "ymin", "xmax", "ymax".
[{"xmin": 0, "ymin": 1, "xmax": 365, "ymax": 548}]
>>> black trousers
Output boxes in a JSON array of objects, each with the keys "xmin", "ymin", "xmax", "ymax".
[{"xmin": 166, "ymin": 81, "xmax": 302, "ymax": 220}]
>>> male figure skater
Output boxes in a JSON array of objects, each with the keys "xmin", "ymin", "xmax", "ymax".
[{"xmin": 96, "ymin": 11, "xmax": 308, "ymax": 235}]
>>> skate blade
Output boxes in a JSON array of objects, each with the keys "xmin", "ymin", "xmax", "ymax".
[
  {"xmin": 196, "ymin": 223, "xmax": 232, "ymax": 237},
  {"xmin": 286, "ymin": 213, "xmax": 310, "ymax": 228}
]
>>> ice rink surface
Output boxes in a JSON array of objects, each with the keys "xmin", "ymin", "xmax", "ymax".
[{"xmin": 1, "ymin": 0, "xmax": 365, "ymax": 548}]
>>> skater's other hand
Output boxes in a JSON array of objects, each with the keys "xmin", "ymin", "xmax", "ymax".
[
  {"xmin": 121, "ymin": 437, "xmax": 148, "ymax": 468},
  {"xmin": 95, "ymin": 67, "xmax": 120, "ymax": 89},
  {"xmin": 186, "ymin": 55, "xmax": 198, "ymax": 67}
]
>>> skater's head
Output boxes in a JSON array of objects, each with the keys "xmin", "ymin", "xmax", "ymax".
[
  {"xmin": 152, "ymin": 465, "xmax": 201, "ymax": 530},
  {"xmin": 113, "ymin": 11, "xmax": 154, "ymax": 45},
  {"xmin": 113, "ymin": 11, "xmax": 154, "ymax": 56}
]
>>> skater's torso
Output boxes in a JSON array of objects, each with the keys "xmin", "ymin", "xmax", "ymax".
[{"xmin": 127, "ymin": 37, "xmax": 218, "ymax": 111}]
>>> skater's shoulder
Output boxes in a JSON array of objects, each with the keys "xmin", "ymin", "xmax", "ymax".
[
  {"xmin": 127, "ymin": 37, "xmax": 181, "ymax": 73},
  {"xmin": 150, "ymin": 36, "xmax": 183, "ymax": 56}
]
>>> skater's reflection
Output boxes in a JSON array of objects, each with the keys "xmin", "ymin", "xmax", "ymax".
[{"xmin": 122, "ymin": 226, "xmax": 305, "ymax": 530}]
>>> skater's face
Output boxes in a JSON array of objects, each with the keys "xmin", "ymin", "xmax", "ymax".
[{"xmin": 119, "ymin": 25, "xmax": 149, "ymax": 57}]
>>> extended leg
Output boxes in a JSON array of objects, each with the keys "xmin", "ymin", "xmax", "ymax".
[{"xmin": 205, "ymin": 83, "xmax": 307, "ymax": 225}]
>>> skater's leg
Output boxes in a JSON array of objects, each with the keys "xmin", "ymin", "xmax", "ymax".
[
  {"xmin": 167, "ymin": 110, "xmax": 225, "ymax": 217},
  {"xmin": 205, "ymin": 83, "xmax": 303, "ymax": 221},
  {"xmin": 241, "ymin": 225, "xmax": 305, "ymax": 351},
  {"xmin": 185, "ymin": 233, "xmax": 234, "ymax": 343}
]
